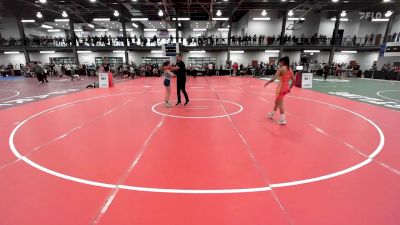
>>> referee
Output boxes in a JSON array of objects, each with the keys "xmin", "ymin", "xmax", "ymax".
[{"xmin": 171, "ymin": 53, "xmax": 190, "ymax": 106}]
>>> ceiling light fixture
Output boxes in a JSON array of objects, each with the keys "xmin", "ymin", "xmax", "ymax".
[
  {"xmin": 158, "ymin": 10, "xmax": 164, "ymax": 17},
  {"xmin": 265, "ymin": 50, "xmax": 280, "ymax": 53},
  {"xmin": 216, "ymin": 10, "xmax": 222, "ymax": 17},
  {"xmin": 131, "ymin": 23, "xmax": 139, "ymax": 28},
  {"xmin": 41, "ymin": 24, "xmax": 53, "ymax": 29},
  {"xmin": 212, "ymin": 18, "xmax": 229, "ymax": 21},
  {"xmin": 304, "ymin": 50, "xmax": 320, "ymax": 53},
  {"xmin": 288, "ymin": 17, "xmax": 305, "ymax": 21},
  {"xmin": 173, "ymin": 17, "xmax": 190, "ymax": 21},
  {"xmin": 40, "ymin": 51, "xmax": 55, "ymax": 54},
  {"xmin": 341, "ymin": 10, "xmax": 346, "ymax": 17},
  {"xmin": 21, "ymin": 19, "xmax": 35, "ymax": 23},
  {"xmin": 62, "ymin": 11, "xmax": 68, "ymax": 18},
  {"xmin": 261, "ymin": 10, "xmax": 267, "ymax": 16},
  {"xmin": 341, "ymin": 50, "xmax": 357, "ymax": 53},
  {"xmin": 385, "ymin": 11, "xmax": 393, "ymax": 17},
  {"xmin": 4, "ymin": 51, "xmax": 20, "ymax": 54},
  {"xmin": 288, "ymin": 10, "xmax": 294, "ymax": 16},
  {"xmin": 230, "ymin": 50, "xmax": 245, "ymax": 54},
  {"xmin": 55, "ymin": 19, "xmax": 69, "ymax": 22},
  {"xmin": 331, "ymin": 18, "xmax": 349, "ymax": 21},
  {"xmin": 372, "ymin": 18, "xmax": 390, "ymax": 22},
  {"xmin": 131, "ymin": 18, "xmax": 148, "ymax": 21},
  {"xmin": 93, "ymin": 18, "xmax": 110, "ymax": 21},
  {"xmin": 77, "ymin": 51, "xmax": 92, "ymax": 54},
  {"xmin": 114, "ymin": 10, "xmax": 119, "ymax": 17},
  {"xmin": 36, "ymin": 12, "xmax": 43, "ymax": 18},
  {"xmin": 253, "ymin": 17, "xmax": 271, "ymax": 21}
]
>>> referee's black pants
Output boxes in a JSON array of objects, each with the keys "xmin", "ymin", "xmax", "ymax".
[{"xmin": 177, "ymin": 78, "xmax": 189, "ymax": 103}]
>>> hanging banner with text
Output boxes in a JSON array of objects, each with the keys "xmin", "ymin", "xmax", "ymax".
[
  {"xmin": 162, "ymin": 43, "xmax": 179, "ymax": 57},
  {"xmin": 384, "ymin": 42, "xmax": 400, "ymax": 57}
]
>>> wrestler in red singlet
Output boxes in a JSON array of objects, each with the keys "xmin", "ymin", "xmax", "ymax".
[
  {"xmin": 276, "ymin": 68, "xmax": 293, "ymax": 101},
  {"xmin": 264, "ymin": 56, "xmax": 296, "ymax": 125}
]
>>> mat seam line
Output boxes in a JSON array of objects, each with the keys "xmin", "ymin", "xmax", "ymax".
[{"xmin": 203, "ymin": 76, "xmax": 295, "ymax": 225}]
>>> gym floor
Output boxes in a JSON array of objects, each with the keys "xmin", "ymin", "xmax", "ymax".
[{"xmin": 0, "ymin": 76, "xmax": 399, "ymax": 225}]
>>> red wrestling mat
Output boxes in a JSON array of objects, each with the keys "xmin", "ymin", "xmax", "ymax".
[{"xmin": 0, "ymin": 76, "xmax": 399, "ymax": 225}]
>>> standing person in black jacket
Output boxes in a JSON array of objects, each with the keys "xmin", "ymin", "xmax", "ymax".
[
  {"xmin": 171, "ymin": 53, "xmax": 190, "ymax": 106},
  {"xmin": 32, "ymin": 62, "xmax": 44, "ymax": 83}
]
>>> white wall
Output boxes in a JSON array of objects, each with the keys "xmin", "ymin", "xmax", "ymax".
[
  {"xmin": 358, "ymin": 20, "xmax": 387, "ymax": 37},
  {"xmin": 0, "ymin": 50, "xmax": 382, "ymax": 70},
  {"xmin": 339, "ymin": 11, "xmax": 361, "ymax": 37},
  {"xmin": 230, "ymin": 51, "xmax": 280, "ymax": 66},
  {"xmin": 377, "ymin": 56, "xmax": 400, "ymax": 69},
  {"xmin": 318, "ymin": 12, "xmax": 335, "ymax": 38},
  {"xmin": 24, "ymin": 26, "xmax": 66, "ymax": 38},
  {"xmin": 282, "ymin": 51, "xmax": 301, "ymax": 64},
  {"xmin": 78, "ymin": 52, "xmax": 126, "ymax": 65},
  {"xmin": 232, "ymin": 13, "xmax": 249, "ymax": 36},
  {"xmin": 246, "ymin": 11, "xmax": 282, "ymax": 36},
  {"xmin": 75, "ymin": 29, "xmax": 142, "ymax": 38},
  {"xmin": 29, "ymin": 52, "xmax": 74, "ymax": 64},
  {"xmin": 129, "ymin": 51, "xmax": 227, "ymax": 67},
  {"xmin": 390, "ymin": 15, "xmax": 400, "ymax": 34},
  {"xmin": 0, "ymin": 53, "xmax": 25, "ymax": 65},
  {"xmin": 314, "ymin": 51, "xmax": 378, "ymax": 70},
  {"xmin": 0, "ymin": 17, "xmax": 21, "ymax": 39},
  {"xmin": 290, "ymin": 12, "xmax": 321, "ymax": 36}
]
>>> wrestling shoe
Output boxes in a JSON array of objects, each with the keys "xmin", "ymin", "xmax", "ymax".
[
  {"xmin": 276, "ymin": 119, "xmax": 287, "ymax": 125},
  {"xmin": 267, "ymin": 112, "xmax": 275, "ymax": 119}
]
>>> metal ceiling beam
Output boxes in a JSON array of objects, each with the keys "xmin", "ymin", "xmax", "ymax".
[
  {"xmin": 209, "ymin": 0, "xmax": 216, "ymax": 20},
  {"xmin": 162, "ymin": 0, "xmax": 170, "ymax": 20},
  {"xmin": 187, "ymin": 0, "xmax": 191, "ymax": 18},
  {"xmin": 195, "ymin": 0, "xmax": 211, "ymax": 18}
]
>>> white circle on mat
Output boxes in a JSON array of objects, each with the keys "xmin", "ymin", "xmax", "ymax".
[
  {"xmin": 0, "ymin": 90, "xmax": 20, "ymax": 101},
  {"xmin": 152, "ymin": 99, "xmax": 244, "ymax": 119},
  {"xmin": 8, "ymin": 92, "xmax": 385, "ymax": 194},
  {"xmin": 376, "ymin": 90, "xmax": 400, "ymax": 102}
]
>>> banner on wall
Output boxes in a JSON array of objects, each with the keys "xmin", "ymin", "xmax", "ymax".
[
  {"xmin": 384, "ymin": 42, "xmax": 400, "ymax": 57},
  {"xmin": 359, "ymin": 12, "xmax": 385, "ymax": 20},
  {"xmin": 379, "ymin": 44, "xmax": 386, "ymax": 57}
]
